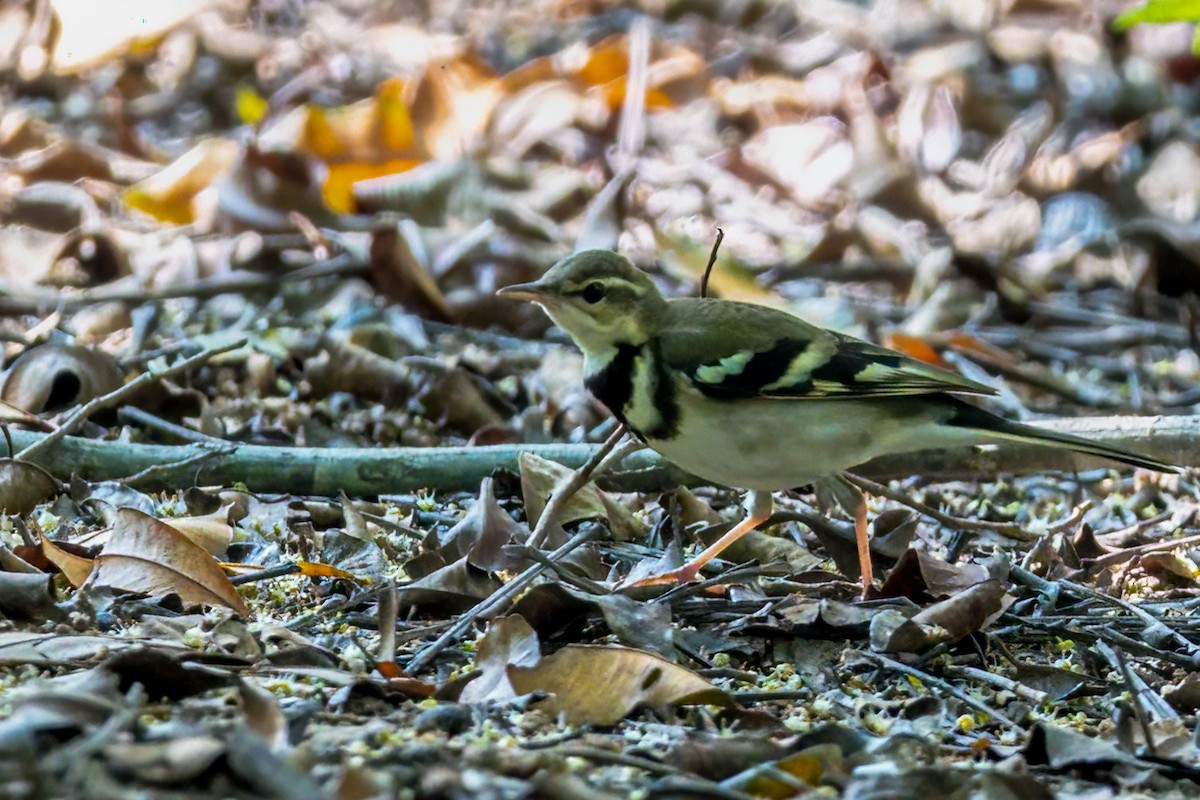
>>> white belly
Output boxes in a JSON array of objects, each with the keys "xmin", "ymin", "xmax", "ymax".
[{"xmin": 646, "ymin": 386, "xmax": 971, "ymax": 491}]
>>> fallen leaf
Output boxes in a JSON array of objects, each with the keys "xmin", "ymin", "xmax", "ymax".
[
  {"xmin": 40, "ymin": 534, "xmax": 94, "ymax": 588},
  {"xmin": 1, "ymin": 344, "xmax": 124, "ymax": 413},
  {"xmin": 0, "ymin": 459, "xmax": 58, "ymax": 515},
  {"xmin": 460, "ymin": 614, "xmax": 541, "ymax": 704},
  {"xmin": 507, "ymin": 644, "xmax": 730, "ymax": 726},
  {"xmin": 519, "ymin": 452, "xmax": 639, "ymax": 542},
  {"xmin": 163, "ymin": 508, "xmax": 235, "ymax": 556},
  {"xmin": 89, "ymin": 508, "xmax": 250, "ymax": 616},
  {"xmin": 123, "ymin": 138, "xmax": 241, "ymax": 225}
]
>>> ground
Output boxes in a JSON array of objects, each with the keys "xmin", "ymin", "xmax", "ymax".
[{"xmin": 0, "ymin": 1, "xmax": 1198, "ymax": 798}]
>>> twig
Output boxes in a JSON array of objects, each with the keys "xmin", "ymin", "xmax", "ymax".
[
  {"xmin": 0, "ymin": 253, "xmax": 364, "ymax": 314},
  {"xmin": 1109, "ymin": 644, "xmax": 1158, "ymax": 758},
  {"xmin": 17, "ymin": 338, "xmax": 247, "ymax": 463},
  {"xmin": 844, "ymin": 472, "xmax": 1089, "ymax": 542},
  {"xmin": 403, "ymin": 524, "xmax": 600, "ymax": 676},
  {"xmin": 405, "ymin": 431, "xmax": 641, "ymax": 674},
  {"xmin": 1080, "ymin": 531, "xmax": 1200, "ymax": 575},
  {"xmin": 942, "ymin": 664, "xmax": 1047, "ymax": 704},
  {"xmin": 613, "ymin": 15, "xmax": 650, "ymax": 172},
  {"xmin": 527, "ymin": 425, "xmax": 637, "ymax": 548},
  {"xmin": 1012, "ymin": 565, "xmax": 1200, "ymax": 657},
  {"xmin": 122, "ymin": 445, "xmax": 234, "ymax": 487},
  {"xmin": 118, "ymin": 406, "xmax": 229, "ymax": 445},
  {"xmin": 228, "ymin": 563, "xmax": 302, "ymax": 585},
  {"xmin": 700, "ymin": 228, "xmax": 725, "ymax": 299},
  {"xmin": 4, "ymin": 414, "xmax": 1196, "ymax": 496},
  {"xmin": 859, "ymin": 651, "xmax": 1021, "ymax": 730}
]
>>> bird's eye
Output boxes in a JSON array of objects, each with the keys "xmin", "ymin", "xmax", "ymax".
[{"xmin": 581, "ymin": 281, "xmax": 606, "ymax": 304}]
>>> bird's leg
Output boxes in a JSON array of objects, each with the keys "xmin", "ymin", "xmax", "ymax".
[{"xmin": 629, "ymin": 490, "xmax": 774, "ymax": 586}]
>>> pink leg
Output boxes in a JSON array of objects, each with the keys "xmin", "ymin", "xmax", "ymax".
[{"xmin": 627, "ymin": 491, "xmax": 774, "ymax": 586}]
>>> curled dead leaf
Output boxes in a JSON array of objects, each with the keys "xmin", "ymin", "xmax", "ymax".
[
  {"xmin": 90, "ymin": 508, "xmax": 249, "ymax": 616},
  {"xmin": 40, "ymin": 534, "xmax": 94, "ymax": 588},
  {"xmin": 0, "ymin": 459, "xmax": 58, "ymax": 515},
  {"xmin": 506, "ymin": 644, "xmax": 731, "ymax": 726},
  {"xmin": 162, "ymin": 508, "xmax": 235, "ymax": 557},
  {"xmin": 1, "ymin": 344, "xmax": 123, "ymax": 413}
]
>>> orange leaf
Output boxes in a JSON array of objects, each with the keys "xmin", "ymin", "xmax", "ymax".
[
  {"xmin": 323, "ymin": 158, "xmax": 421, "ymax": 215},
  {"xmin": 409, "ymin": 53, "xmax": 503, "ymax": 160},
  {"xmin": 296, "ymin": 560, "xmax": 358, "ymax": 581},
  {"xmin": 123, "ymin": 139, "xmax": 240, "ymax": 224},
  {"xmin": 883, "ymin": 332, "xmax": 949, "ymax": 368}
]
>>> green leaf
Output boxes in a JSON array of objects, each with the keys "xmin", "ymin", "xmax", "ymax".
[{"xmin": 1113, "ymin": 0, "xmax": 1200, "ymax": 31}]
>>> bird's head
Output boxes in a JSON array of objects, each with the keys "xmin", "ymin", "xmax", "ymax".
[{"xmin": 499, "ymin": 250, "xmax": 667, "ymax": 361}]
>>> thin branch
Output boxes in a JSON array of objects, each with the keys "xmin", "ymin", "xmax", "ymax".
[
  {"xmin": 700, "ymin": 227, "xmax": 725, "ymax": 299},
  {"xmin": 0, "ymin": 254, "xmax": 364, "ymax": 314},
  {"xmin": 527, "ymin": 425, "xmax": 635, "ymax": 548},
  {"xmin": 403, "ymin": 524, "xmax": 600, "ymax": 676},
  {"xmin": 859, "ymin": 651, "xmax": 1021, "ymax": 730},
  {"xmin": 5, "ymin": 414, "xmax": 1196, "ymax": 496},
  {"xmin": 844, "ymin": 472, "xmax": 1090, "ymax": 542},
  {"xmin": 16, "ymin": 338, "xmax": 247, "ymax": 463}
]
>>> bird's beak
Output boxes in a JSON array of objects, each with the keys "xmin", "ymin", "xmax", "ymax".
[{"xmin": 497, "ymin": 281, "xmax": 552, "ymax": 302}]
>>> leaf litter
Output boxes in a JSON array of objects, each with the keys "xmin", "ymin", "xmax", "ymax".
[{"xmin": 0, "ymin": 1, "xmax": 1198, "ymax": 798}]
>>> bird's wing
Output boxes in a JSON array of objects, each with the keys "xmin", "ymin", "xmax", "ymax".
[{"xmin": 660, "ymin": 298, "xmax": 997, "ymax": 400}]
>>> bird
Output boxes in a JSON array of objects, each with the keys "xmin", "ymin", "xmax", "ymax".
[{"xmin": 499, "ymin": 249, "xmax": 1177, "ymax": 586}]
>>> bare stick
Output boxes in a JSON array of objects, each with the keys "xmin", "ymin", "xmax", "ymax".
[
  {"xmin": 404, "ymin": 524, "xmax": 599, "ymax": 676},
  {"xmin": 0, "ymin": 254, "xmax": 363, "ymax": 314},
  {"xmin": 527, "ymin": 424, "xmax": 635, "ymax": 548},
  {"xmin": 613, "ymin": 15, "xmax": 650, "ymax": 172},
  {"xmin": 844, "ymin": 472, "xmax": 1089, "ymax": 542},
  {"xmin": 122, "ymin": 445, "xmax": 233, "ymax": 487},
  {"xmin": 1110, "ymin": 645, "xmax": 1158, "ymax": 758},
  {"xmin": 860, "ymin": 651, "xmax": 1021, "ymax": 730},
  {"xmin": 700, "ymin": 227, "xmax": 725, "ymax": 299},
  {"xmin": 4, "ymin": 414, "xmax": 1195, "ymax": 496},
  {"xmin": 405, "ymin": 426, "xmax": 638, "ymax": 675},
  {"xmin": 16, "ymin": 338, "xmax": 247, "ymax": 463}
]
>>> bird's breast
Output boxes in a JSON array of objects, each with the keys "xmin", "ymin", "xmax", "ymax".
[{"xmin": 584, "ymin": 342, "xmax": 679, "ymax": 440}]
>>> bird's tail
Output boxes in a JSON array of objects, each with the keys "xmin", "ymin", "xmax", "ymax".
[{"xmin": 945, "ymin": 399, "xmax": 1178, "ymax": 474}]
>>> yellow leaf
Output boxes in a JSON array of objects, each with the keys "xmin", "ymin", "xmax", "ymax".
[
  {"xmin": 123, "ymin": 139, "xmax": 240, "ymax": 224},
  {"xmin": 235, "ymin": 84, "xmax": 270, "ymax": 126}
]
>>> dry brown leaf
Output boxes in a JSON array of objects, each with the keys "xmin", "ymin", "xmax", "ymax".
[
  {"xmin": 409, "ymin": 53, "xmax": 503, "ymax": 161},
  {"xmin": 654, "ymin": 230, "xmax": 788, "ymax": 310},
  {"xmin": 40, "ymin": 534, "xmax": 94, "ymax": 588},
  {"xmin": 90, "ymin": 508, "xmax": 250, "ymax": 616},
  {"xmin": 367, "ymin": 222, "xmax": 453, "ymax": 321},
  {"xmin": 238, "ymin": 680, "xmax": 288, "ymax": 753},
  {"xmin": 0, "ymin": 344, "xmax": 124, "ymax": 413},
  {"xmin": 0, "ymin": 227, "xmax": 63, "ymax": 286},
  {"xmin": 519, "ymin": 452, "xmax": 639, "ymax": 541},
  {"xmin": 460, "ymin": 614, "xmax": 541, "ymax": 704},
  {"xmin": 163, "ymin": 509, "xmax": 235, "ymax": 557},
  {"xmin": 0, "ymin": 459, "xmax": 58, "ymax": 515},
  {"xmin": 507, "ymin": 644, "xmax": 730, "ymax": 726}
]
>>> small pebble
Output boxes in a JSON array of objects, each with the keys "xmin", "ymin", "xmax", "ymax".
[{"xmin": 414, "ymin": 703, "xmax": 472, "ymax": 736}]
